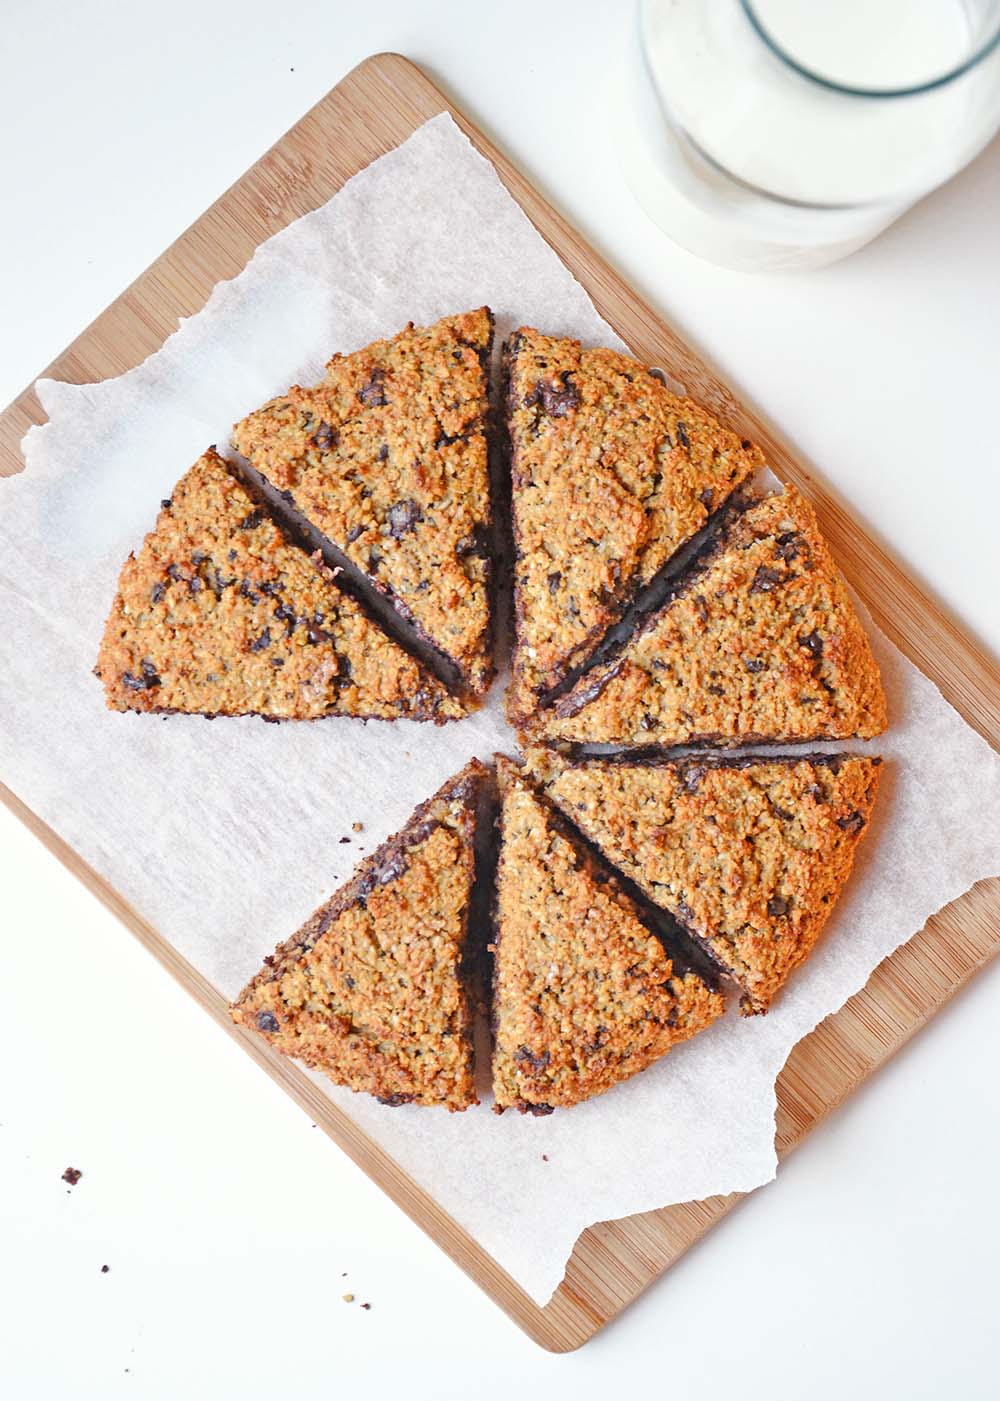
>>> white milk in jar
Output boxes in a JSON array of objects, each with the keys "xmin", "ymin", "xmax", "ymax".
[{"xmin": 615, "ymin": 0, "xmax": 1000, "ymax": 270}]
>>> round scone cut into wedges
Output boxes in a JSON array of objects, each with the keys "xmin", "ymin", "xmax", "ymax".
[
  {"xmin": 532, "ymin": 487, "xmax": 887, "ymax": 747},
  {"xmin": 231, "ymin": 760, "xmax": 492, "ymax": 1111},
  {"xmin": 491, "ymin": 757, "xmax": 725, "ymax": 1114},
  {"xmin": 530, "ymin": 749, "xmax": 882, "ymax": 1014},
  {"xmin": 95, "ymin": 448, "xmax": 466, "ymax": 723},
  {"xmin": 232, "ymin": 308, "xmax": 495, "ymax": 697},
  {"xmin": 504, "ymin": 327, "xmax": 763, "ymax": 723}
]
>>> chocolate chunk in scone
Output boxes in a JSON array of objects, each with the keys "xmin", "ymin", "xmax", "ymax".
[
  {"xmin": 530, "ymin": 749, "xmax": 882, "ymax": 1015},
  {"xmin": 95, "ymin": 449, "xmax": 466, "ymax": 722},
  {"xmin": 490, "ymin": 758, "xmax": 724, "ymax": 1114},
  {"xmin": 232, "ymin": 309, "xmax": 495, "ymax": 697},
  {"xmin": 231, "ymin": 760, "xmax": 492, "ymax": 1111},
  {"xmin": 504, "ymin": 328, "xmax": 762, "ymax": 723},
  {"xmin": 532, "ymin": 487, "xmax": 887, "ymax": 747}
]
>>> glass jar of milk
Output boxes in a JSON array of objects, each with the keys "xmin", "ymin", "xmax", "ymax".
[{"xmin": 617, "ymin": 0, "xmax": 1000, "ymax": 270}]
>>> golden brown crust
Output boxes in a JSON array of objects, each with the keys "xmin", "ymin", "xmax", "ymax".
[
  {"xmin": 531, "ymin": 487, "xmax": 887, "ymax": 746},
  {"xmin": 95, "ymin": 449, "xmax": 465, "ymax": 723},
  {"xmin": 505, "ymin": 328, "xmax": 763, "ymax": 722},
  {"xmin": 532, "ymin": 750, "xmax": 882, "ymax": 1014},
  {"xmin": 232, "ymin": 309, "xmax": 494, "ymax": 696},
  {"xmin": 230, "ymin": 760, "xmax": 489, "ymax": 1111},
  {"xmin": 491, "ymin": 758, "xmax": 725, "ymax": 1113}
]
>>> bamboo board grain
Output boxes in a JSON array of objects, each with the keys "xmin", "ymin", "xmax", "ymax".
[{"xmin": 2, "ymin": 53, "xmax": 999, "ymax": 1352}]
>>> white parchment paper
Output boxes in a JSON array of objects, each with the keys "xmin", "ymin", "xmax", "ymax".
[{"xmin": 3, "ymin": 113, "xmax": 1000, "ymax": 1304}]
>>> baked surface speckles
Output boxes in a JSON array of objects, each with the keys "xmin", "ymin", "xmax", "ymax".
[
  {"xmin": 95, "ymin": 449, "xmax": 466, "ymax": 722},
  {"xmin": 232, "ymin": 308, "xmax": 494, "ymax": 696},
  {"xmin": 230, "ymin": 760, "xmax": 489, "ymax": 1111},
  {"xmin": 533, "ymin": 486, "xmax": 887, "ymax": 746},
  {"xmin": 491, "ymin": 758, "xmax": 725, "ymax": 1113},
  {"xmin": 532, "ymin": 750, "xmax": 882, "ymax": 1014},
  {"xmin": 504, "ymin": 327, "xmax": 762, "ymax": 723}
]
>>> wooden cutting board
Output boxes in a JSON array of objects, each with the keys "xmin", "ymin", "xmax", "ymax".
[{"xmin": 2, "ymin": 53, "xmax": 999, "ymax": 1352}]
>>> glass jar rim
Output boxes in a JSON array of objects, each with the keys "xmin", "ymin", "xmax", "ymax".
[{"xmin": 741, "ymin": 0, "xmax": 1000, "ymax": 98}]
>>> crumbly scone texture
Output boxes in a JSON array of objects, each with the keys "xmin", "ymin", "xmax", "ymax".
[
  {"xmin": 96, "ymin": 449, "xmax": 465, "ymax": 722},
  {"xmin": 230, "ymin": 760, "xmax": 489, "ymax": 1111},
  {"xmin": 491, "ymin": 758, "xmax": 725, "ymax": 1113},
  {"xmin": 505, "ymin": 328, "xmax": 763, "ymax": 722},
  {"xmin": 232, "ymin": 308, "xmax": 494, "ymax": 695},
  {"xmin": 533, "ymin": 487, "xmax": 887, "ymax": 746},
  {"xmin": 532, "ymin": 750, "xmax": 882, "ymax": 1014}
]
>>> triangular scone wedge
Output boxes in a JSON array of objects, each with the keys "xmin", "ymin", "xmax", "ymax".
[
  {"xmin": 504, "ymin": 328, "xmax": 762, "ymax": 722},
  {"xmin": 491, "ymin": 758, "xmax": 724, "ymax": 1114},
  {"xmin": 531, "ymin": 750, "xmax": 882, "ymax": 1014},
  {"xmin": 232, "ymin": 309, "xmax": 494, "ymax": 697},
  {"xmin": 95, "ymin": 449, "xmax": 465, "ymax": 722},
  {"xmin": 532, "ymin": 487, "xmax": 887, "ymax": 746},
  {"xmin": 231, "ymin": 760, "xmax": 491, "ymax": 1111}
]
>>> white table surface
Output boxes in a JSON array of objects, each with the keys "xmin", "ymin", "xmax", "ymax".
[{"xmin": 2, "ymin": 2, "xmax": 999, "ymax": 1395}]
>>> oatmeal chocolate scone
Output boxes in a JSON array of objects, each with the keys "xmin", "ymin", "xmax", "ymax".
[
  {"xmin": 531, "ymin": 749, "xmax": 882, "ymax": 1015},
  {"xmin": 491, "ymin": 758, "xmax": 724, "ymax": 1114},
  {"xmin": 504, "ymin": 328, "xmax": 762, "ymax": 722},
  {"xmin": 231, "ymin": 760, "xmax": 491, "ymax": 1111},
  {"xmin": 532, "ymin": 487, "xmax": 887, "ymax": 747},
  {"xmin": 96, "ymin": 449, "xmax": 465, "ymax": 722},
  {"xmin": 232, "ymin": 309, "xmax": 494, "ymax": 696}
]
